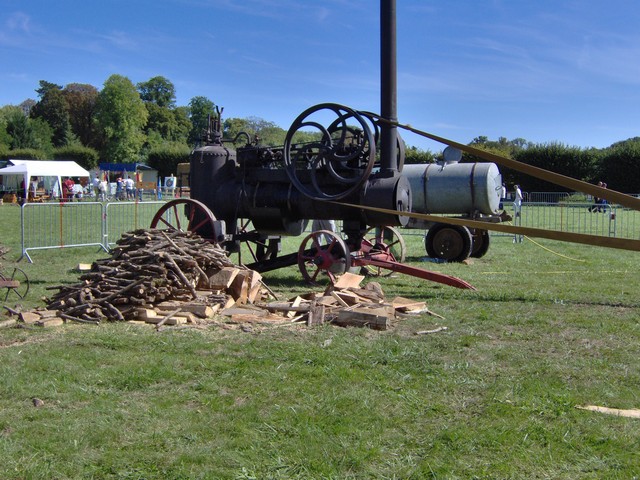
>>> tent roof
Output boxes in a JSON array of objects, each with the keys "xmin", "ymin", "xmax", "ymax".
[
  {"xmin": 98, "ymin": 162, "xmax": 155, "ymax": 172},
  {"xmin": 0, "ymin": 160, "xmax": 90, "ymax": 178}
]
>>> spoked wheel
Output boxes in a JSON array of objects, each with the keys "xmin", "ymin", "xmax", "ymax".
[
  {"xmin": 424, "ymin": 224, "xmax": 473, "ymax": 263},
  {"xmin": 361, "ymin": 226, "xmax": 406, "ymax": 276},
  {"xmin": 1, "ymin": 267, "xmax": 30, "ymax": 302},
  {"xmin": 284, "ymin": 103, "xmax": 376, "ymax": 200},
  {"xmin": 470, "ymin": 229, "xmax": 491, "ymax": 258},
  {"xmin": 297, "ymin": 230, "xmax": 351, "ymax": 285},
  {"xmin": 236, "ymin": 219, "xmax": 280, "ymax": 264},
  {"xmin": 150, "ymin": 198, "xmax": 219, "ymax": 241}
]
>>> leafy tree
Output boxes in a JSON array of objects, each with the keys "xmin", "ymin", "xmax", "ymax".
[
  {"xmin": 19, "ymin": 99, "xmax": 36, "ymax": 116},
  {"xmin": 5, "ymin": 107, "xmax": 36, "ymax": 149},
  {"xmin": 137, "ymin": 76, "xmax": 176, "ymax": 108},
  {"xmin": 188, "ymin": 96, "xmax": 216, "ymax": 145},
  {"xmin": 30, "ymin": 80, "xmax": 71, "ymax": 147},
  {"xmin": 63, "ymin": 83, "xmax": 100, "ymax": 148},
  {"xmin": 94, "ymin": 74, "xmax": 148, "ymax": 164},
  {"xmin": 404, "ymin": 146, "xmax": 435, "ymax": 164},
  {"xmin": 144, "ymin": 103, "xmax": 190, "ymax": 144},
  {"xmin": 29, "ymin": 118, "xmax": 55, "ymax": 152},
  {"xmin": 223, "ymin": 116, "xmax": 287, "ymax": 147}
]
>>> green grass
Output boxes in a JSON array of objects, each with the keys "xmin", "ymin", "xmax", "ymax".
[{"xmin": 1, "ymin": 204, "xmax": 640, "ymax": 479}]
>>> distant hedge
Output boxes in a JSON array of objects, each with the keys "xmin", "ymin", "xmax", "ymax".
[
  {"xmin": 147, "ymin": 145, "xmax": 191, "ymax": 178},
  {"xmin": 53, "ymin": 145, "xmax": 100, "ymax": 170},
  {"xmin": 1, "ymin": 148, "xmax": 48, "ymax": 161}
]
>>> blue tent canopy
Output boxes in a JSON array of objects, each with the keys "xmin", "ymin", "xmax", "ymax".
[{"xmin": 98, "ymin": 163, "xmax": 154, "ymax": 172}]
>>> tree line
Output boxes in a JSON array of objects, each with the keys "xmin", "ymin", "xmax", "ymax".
[
  {"xmin": 1, "ymin": 74, "xmax": 638, "ymax": 192},
  {"xmin": 465, "ymin": 136, "xmax": 640, "ymax": 194}
]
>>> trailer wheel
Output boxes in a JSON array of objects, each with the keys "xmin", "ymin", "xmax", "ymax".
[
  {"xmin": 150, "ymin": 199, "xmax": 219, "ymax": 242},
  {"xmin": 470, "ymin": 229, "xmax": 491, "ymax": 258},
  {"xmin": 298, "ymin": 230, "xmax": 351, "ymax": 285},
  {"xmin": 424, "ymin": 224, "xmax": 472, "ymax": 262}
]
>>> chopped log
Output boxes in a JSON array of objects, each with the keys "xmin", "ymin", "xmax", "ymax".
[
  {"xmin": 161, "ymin": 253, "xmax": 198, "ymax": 299},
  {"xmin": 155, "ymin": 308, "xmax": 183, "ymax": 328},
  {"xmin": 35, "ymin": 317, "xmax": 64, "ymax": 328},
  {"xmin": 333, "ymin": 307, "xmax": 392, "ymax": 330},
  {"xmin": 156, "ymin": 303, "xmax": 214, "ymax": 318},
  {"xmin": 136, "ymin": 308, "xmax": 158, "ymax": 321},
  {"xmin": 264, "ymin": 302, "xmax": 311, "ymax": 313},
  {"xmin": 19, "ymin": 311, "xmax": 41, "ymax": 324},
  {"xmin": 307, "ymin": 300, "xmax": 325, "ymax": 326},
  {"xmin": 59, "ymin": 313, "xmax": 100, "ymax": 325},
  {"xmin": 207, "ymin": 267, "xmax": 240, "ymax": 289},
  {"xmin": 0, "ymin": 319, "xmax": 17, "ymax": 329},
  {"xmin": 229, "ymin": 272, "xmax": 249, "ymax": 304}
]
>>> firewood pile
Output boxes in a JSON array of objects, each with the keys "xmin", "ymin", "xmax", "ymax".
[
  {"xmin": 2, "ymin": 229, "xmax": 444, "ymax": 332},
  {"xmin": 42, "ymin": 228, "xmax": 262, "ymax": 325}
]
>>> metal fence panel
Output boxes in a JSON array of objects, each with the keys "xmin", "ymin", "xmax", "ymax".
[
  {"xmin": 104, "ymin": 201, "xmax": 167, "ymax": 246},
  {"xmin": 20, "ymin": 201, "xmax": 106, "ymax": 262}
]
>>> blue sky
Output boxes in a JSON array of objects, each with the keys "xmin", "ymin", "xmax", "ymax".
[{"xmin": 1, "ymin": 0, "xmax": 640, "ymax": 152}]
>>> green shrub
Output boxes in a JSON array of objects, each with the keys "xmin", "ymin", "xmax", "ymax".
[
  {"xmin": 53, "ymin": 145, "xmax": 100, "ymax": 170},
  {"xmin": 2, "ymin": 148, "xmax": 48, "ymax": 160},
  {"xmin": 147, "ymin": 144, "xmax": 191, "ymax": 178}
]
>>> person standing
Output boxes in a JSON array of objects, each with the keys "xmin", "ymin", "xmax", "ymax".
[
  {"xmin": 92, "ymin": 175, "xmax": 101, "ymax": 199},
  {"xmin": 125, "ymin": 176, "xmax": 135, "ymax": 200},
  {"xmin": 115, "ymin": 177, "xmax": 124, "ymax": 200},
  {"xmin": 63, "ymin": 177, "xmax": 75, "ymax": 201},
  {"xmin": 513, "ymin": 184, "xmax": 523, "ymax": 218}
]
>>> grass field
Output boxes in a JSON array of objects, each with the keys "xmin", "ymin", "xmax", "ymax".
[{"xmin": 1, "ymin": 203, "xmax": 639, "ymax": 479}]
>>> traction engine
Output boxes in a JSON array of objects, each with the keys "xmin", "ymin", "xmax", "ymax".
[{"xmin": 151, "ymin": 0, "xmax": 504, "ymax": 289}]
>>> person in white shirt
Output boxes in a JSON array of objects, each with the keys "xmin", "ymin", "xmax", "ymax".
[
  {"xmin": 125, "ymin": 176, "xmax": 135, "ymax": 200},
  {"xmin": 514, "ymin": 184, "xmax": 523, "ymax": 218}
]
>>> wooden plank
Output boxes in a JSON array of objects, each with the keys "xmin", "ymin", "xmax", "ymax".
[
  {"xmin": 577, "ymin": 405, "xmax": 640, "ymax": 419},
  {"xmin": 333, "ymin": 272, "xmax": 365, "ymax": 290},
  {"xmin": 391, "ymin": 296, "xmax": 426, "ymax": 312},
  {"xmin": 330, "ymin": 291, "xmax": 350, "ymax": 308},
  {"xmin": 286, "ymin": 296, "xmax": 303, "ymax": 318},
  {"xmin": 333, "ymin": 290, "xmax": 362, "ymax": 306}
]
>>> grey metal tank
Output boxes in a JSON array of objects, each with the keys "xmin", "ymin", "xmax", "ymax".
[{"xmin": 402, "ymin": 160, "xmax": 503, "ymax": 215}]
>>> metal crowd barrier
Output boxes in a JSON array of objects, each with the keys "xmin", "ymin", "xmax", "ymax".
[{"xmin": 19, "ymin": 200, "xmax": 168, "ymax": 263}]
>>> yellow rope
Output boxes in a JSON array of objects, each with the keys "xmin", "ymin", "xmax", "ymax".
[{"xmin": 521, "ymin": 235, "xmax": 586, "ymax": 262}]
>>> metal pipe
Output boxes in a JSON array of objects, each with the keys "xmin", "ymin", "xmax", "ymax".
[{"xmin": 380, "ymin": 0, "xmax": 398, "ymax": 173}]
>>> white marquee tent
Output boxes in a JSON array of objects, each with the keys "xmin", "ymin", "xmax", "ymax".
[{"xmin": 0, "ymin": 159, "xmax": 90, "ymax": 198}]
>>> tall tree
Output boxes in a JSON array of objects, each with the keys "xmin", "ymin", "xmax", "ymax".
[
  {"xmin": 30, "ymin": 80, "xmax": 71, "ymax": 147},
  {"xmin": 188, "ymin": 96, "xmax": 215, "ymax": 145},
  {"xmin": 63, "ymin": 83, "xmax": 100, "ymax": 148},
  {"xmin": 94, "ymin": 74, "xmax": 148, "ymax": 163},
  {"xmin": 137, "ymin": 76, "xmax": 176, "ymax": 108},
  {"xmin": 4, "ymin": 106, "xmax": 35, "ymax": 149}
]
